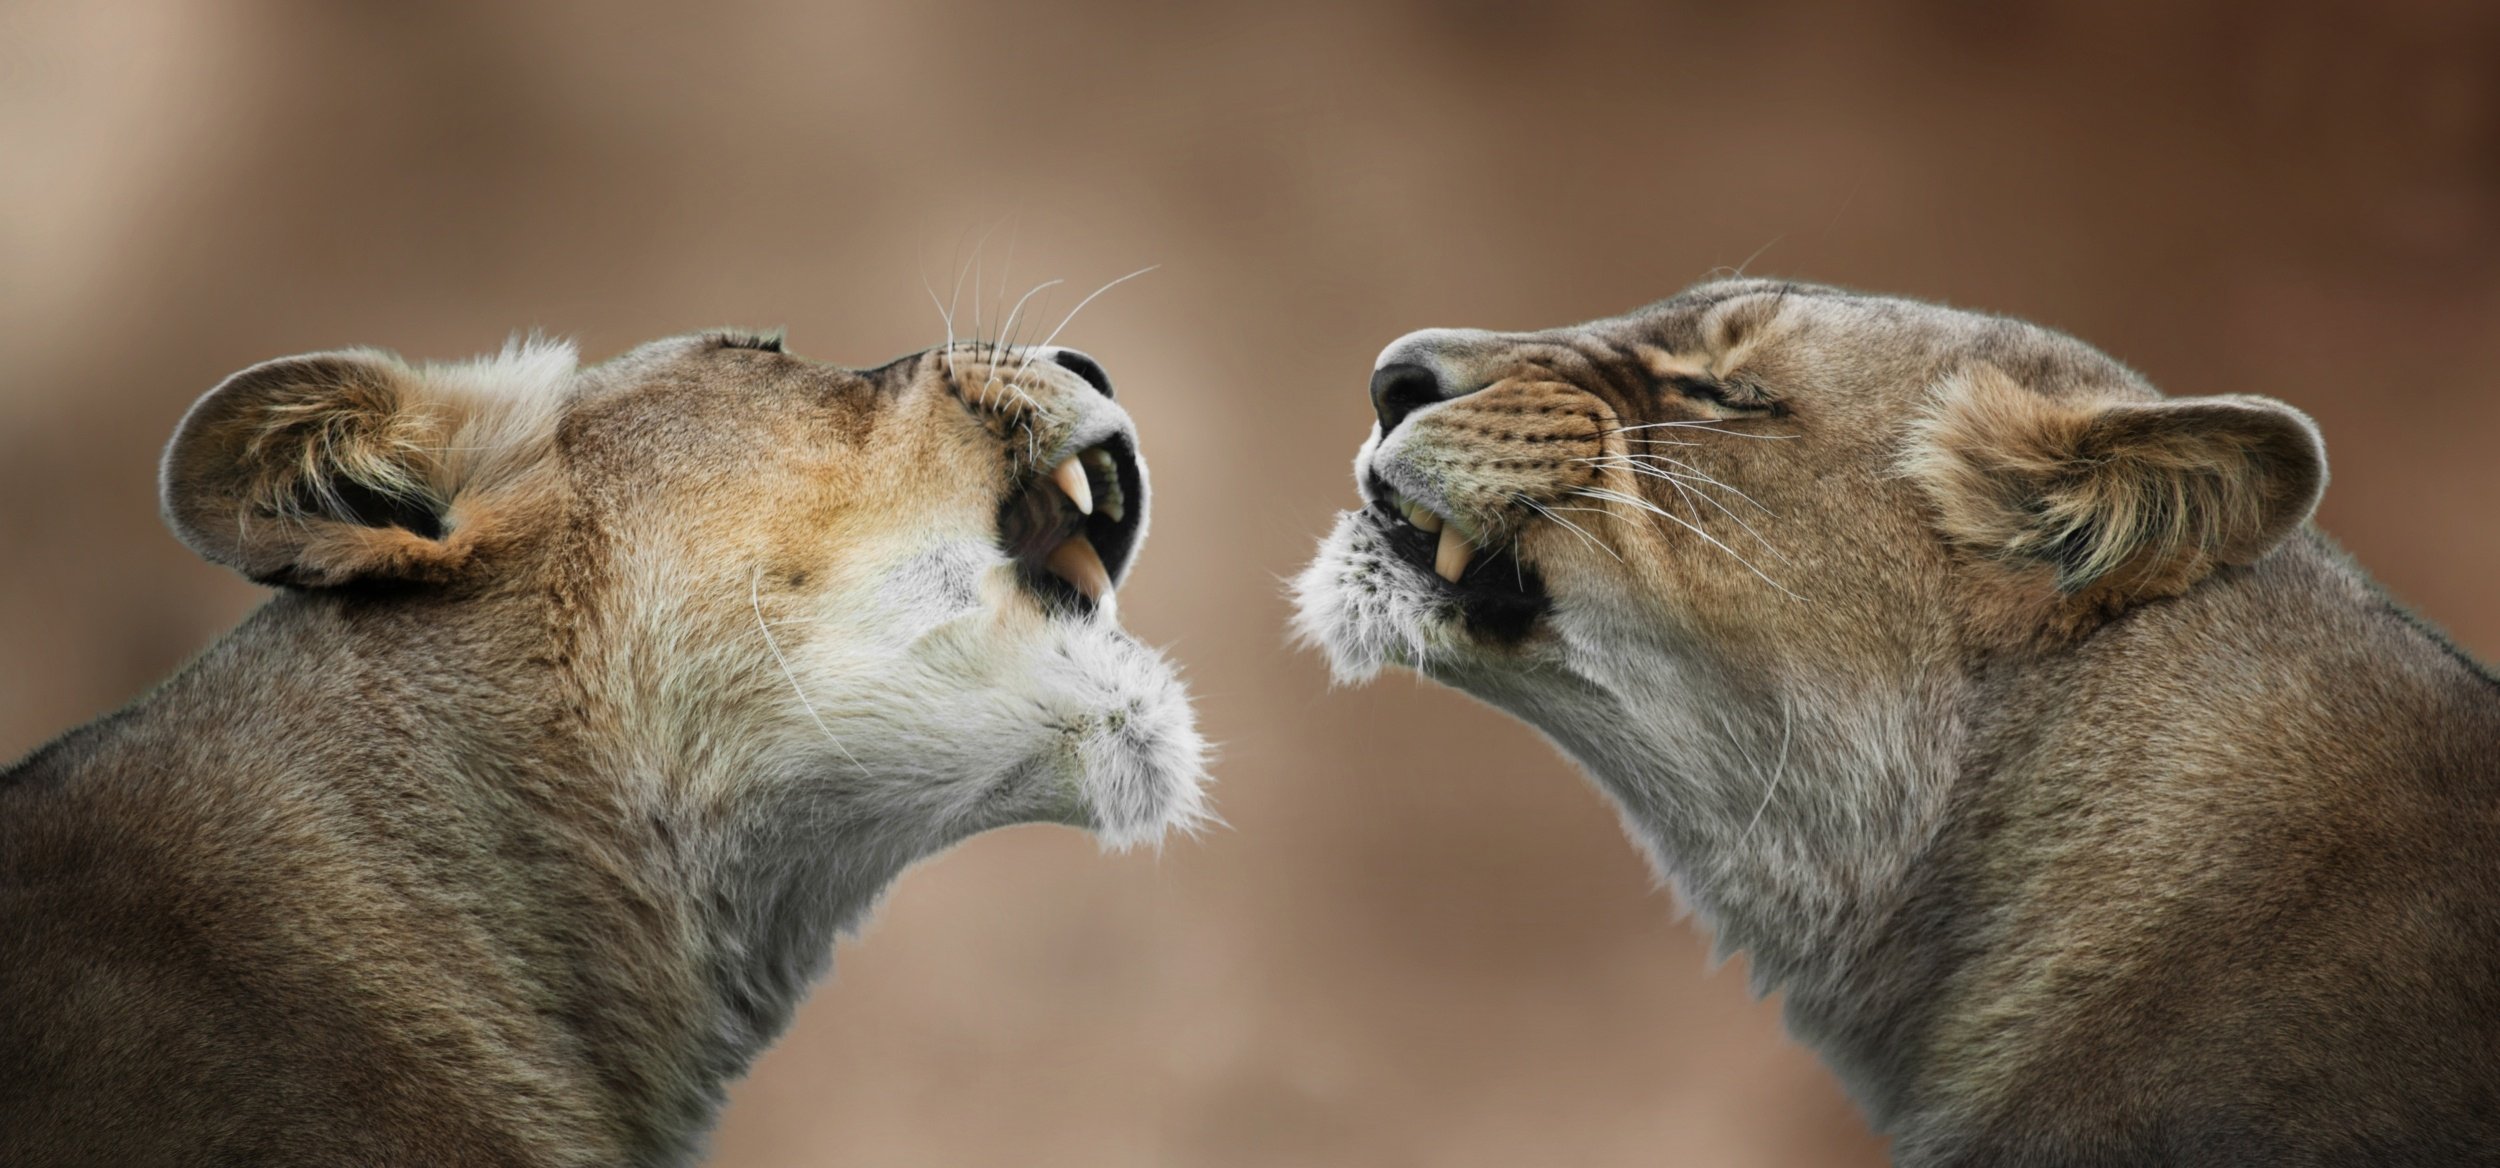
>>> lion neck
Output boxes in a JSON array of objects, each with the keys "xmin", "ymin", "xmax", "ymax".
[
  {"xmin": 1445, "ymin": 620, "xmax": 1966, "ymax": 1099},
  {"xmin": 1467, "ymin": 650, "xmax": 1958, "ymax": 968},
  {"xmin": 1464, "ymin": 542, "xmax": 2497, "ymax": 1127},
  {"xmin": 167, "ymin": 585, "xmax": 923, "ymax": 1163}
]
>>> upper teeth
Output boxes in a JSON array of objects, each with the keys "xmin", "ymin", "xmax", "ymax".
[
  {"xmin": 1434, "ymin": 524, "xmax": 1474, "ymax": 584},
  {"xmin": 1382, "ymin": 486, "xmax": 1473, "ymax": 583},
  {"xmin": 1040, "ymin": 446, "xmax": 1123, "ymax": 610},
  {"xmin": 1051, "ymin": 456, "xmax": 1094, "ymax": 515},
  {"xmin": 1081, "ymin": 447, "xmax": 1125, "ymax": 522},
  {"xmin": 1382, "ymin": 486, "xmax": 1443, "ymax": 533}
]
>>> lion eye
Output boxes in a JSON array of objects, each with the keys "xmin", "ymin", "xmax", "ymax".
[
  {"xmin": 1663, "ymin": 374, "xmax": 1780, "ymax": 416},
  {"xmin": 713, "ymin": 331, "xmax": 784, "ymax": 353},
  {"xmin": 1664, "ymin": 374, "xmax": 1728, "ymax": 402}
]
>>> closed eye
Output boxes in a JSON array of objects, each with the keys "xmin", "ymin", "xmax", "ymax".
[
  {"xmin": 711, "ymin": 330, "xmax": 785, "ymax": 353},
  {"xmin": 1663, "ymin": 374, "xmax": 1781, "ymax": 416}
]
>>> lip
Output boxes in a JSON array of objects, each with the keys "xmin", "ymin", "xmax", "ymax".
[{"xmin": 998, "ymin": 432, "xmax": 1144, "ymax": 618}]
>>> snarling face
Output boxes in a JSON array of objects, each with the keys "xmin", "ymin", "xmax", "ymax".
[
  {"xmin": 1294, "ymin": 278, "xmax": 2322, "ymax": 701},
  {"xmin": 1292, "ymin": 277, "xmax": 2327, "ymax": 1011},
  {"xmin": 162, "ymin": 330, "xmax": 1209, "ymax": 855},
  {"xmin": 1294, "ymin": 279, "xmax": 1952, "ymax": 696}
]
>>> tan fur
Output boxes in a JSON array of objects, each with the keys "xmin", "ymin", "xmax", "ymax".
[
  {"xmin": 1295, "ymin": 280, "xmax": 2500, "ymax": 1166},
  {"xmin": 3, "ymin": 332, "xmax": 1204, "ymax": 1167},
  {"xmin": 1904, "ymin": 365, "xmax": 2328, "ymax": 641}
]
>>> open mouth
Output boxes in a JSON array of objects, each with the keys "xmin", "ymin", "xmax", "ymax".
[
  {"xmin": 1365, "ymin": 471, "xmax": 1549, "ymax": 640},
  {"xmin": 999, "ymin": 435, "xmax": 1145, "ymax": 618}
]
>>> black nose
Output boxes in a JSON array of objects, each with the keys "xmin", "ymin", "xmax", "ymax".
[
  {"xmin": 1370, "ymin": 363, "xmax": 1444, "ymax": 434},
  {"xmin": 1047, "ymin": 348, "xmax": 1114, "ymax": 398}
]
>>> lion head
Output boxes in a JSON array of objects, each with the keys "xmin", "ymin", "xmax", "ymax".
[
  {"xmin": 1292, "ymin": 278, "xmax": 2324, "ymax": 1013},
  {"xmin": 156, "ymin": 330, "xmax": 1208, "ymax": 1056},
  {"xmin": 165, "ymin": 329, "xmax": 1209, "ymax": 850}
]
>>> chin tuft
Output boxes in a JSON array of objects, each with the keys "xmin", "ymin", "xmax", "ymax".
[
  {"xmin": 1289, "ymin": 510, "xmax": 1444, "ymax": 686},
  {"xmin": 1044, "ymin": 624, "xmax": 1214, "ymax": 851}
]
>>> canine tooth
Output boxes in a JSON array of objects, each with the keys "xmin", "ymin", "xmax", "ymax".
[
  {"xmin": 1049, "ymin": 457, "xmax": 1093, "ymax": 515},
  {"xmin": 1046, "ymin": 534, "xmax": 1113, "ymax": 601},
  {"xmin": 1434, "ymin": 523, "xmax": 1474, "ymax": 583},
  {"xmin": 1403, "ymin": 501, "xmax": 1443, "ymax": 533}
]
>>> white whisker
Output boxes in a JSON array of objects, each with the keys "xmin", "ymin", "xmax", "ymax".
[
  {"xmin": 1578, "ymin": 453, "xmax": 1774, "ymax": 510},
  {"xmin": 1606, "ymin": 420, "xmax": 1796, "ymax": 441},
  {"xmin": 751, "ymin": 569, "xmax": 866, "ymax": 774},
  {"xmin": 1518, "ymin": 495, "xmax": 1623, "ymax": 561},
  {"xmin": 968, "ymin": 214, "xmax": 1012, "ymax": 351},
  {"xmin": 1574, "ymin": 457, "xmax": 1789, "ymax": 562},
  {"xmin": 993, "ymin": 212, "xmax": 1022, "ymax": 352},
  {"xmin": 997, "ymin": 278, "xmax": 1065, "ymax": 364},
  {"xmin": 1006, "ymin": 279, "xmax": 1071, "ymax": 382},
  {"xmin": 922, "ymin": 266, "xmax": 959, "ymax": 380},
  {"xmin": 1732, "ymin": 234, "xmax": 1786, "ymax": 279},
  {"xmin": 1738, "ymin": 698, "xmax": 1793, "ymax": 844},
  {"xmin": 1033, "ymin": 265, "xmax": 1160, "ymax": 354},
  {"xmin": 951, "ymin": 217, "xmax": 1008, "ymax": 355},
  {"xmin": 1573, "ymin": 486, "xmax": 1801, "ymax": 599}
]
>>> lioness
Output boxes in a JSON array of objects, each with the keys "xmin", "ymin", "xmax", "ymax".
[
  {"xmin": 1294, "ymin": 280, "xmax": 2500, "ymax": 1166},
  {"xmin": 0, "ymin": 331, "xmax": 1207, "ymax": 1167}
]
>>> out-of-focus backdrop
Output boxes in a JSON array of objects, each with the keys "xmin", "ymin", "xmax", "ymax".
[{"xmin": 7, "ymin": 2, "xmax": 2496, "ymax": 1164}]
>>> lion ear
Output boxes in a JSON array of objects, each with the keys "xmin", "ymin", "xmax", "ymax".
[
  {"xmin": 160, "ymin": 351, "xmax": 460, "ymax": 587},
  {"xmin": 1908, "ymin": 365, "xmax": 2327, "ymax": 610},
  {"xmin": 160, "ymin": 342, "xmax": 572, "ymax": 588}
]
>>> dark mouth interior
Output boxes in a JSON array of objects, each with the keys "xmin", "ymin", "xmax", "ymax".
[
  {"xmin": 1365, "ymin": 472, "xmax": 1550, "ymax": 642},
  {"xmin": 998, "ymin": 434, "xmax": 1143, "ymax": 617}
]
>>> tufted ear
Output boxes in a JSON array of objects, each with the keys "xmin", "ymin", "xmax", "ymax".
[
  {"xmin": 161, "ymin": 342, "xmax": 574, "ymax": 587},
  {"xmin": 1907, "ymin": 365, "xmax": 2327, "ymax": 611}
]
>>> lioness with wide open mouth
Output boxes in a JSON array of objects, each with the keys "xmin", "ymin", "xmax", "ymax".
[
  {"xmin": 0, "ymin": 330, "xmax": 1206, "ymax": 1166},
  {"xmin": 1295, "ymin": 278, "xmax": 2500, "ymax": 1166}
]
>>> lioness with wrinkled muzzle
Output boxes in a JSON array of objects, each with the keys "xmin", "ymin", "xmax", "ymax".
[
  {"xmin": 0, "ymin": 331, "xmax": 1206, "ymax": 1167},
  {"xmin": 1295, "ymin": 279, "xmax": 2500, "ymax": 1166}
]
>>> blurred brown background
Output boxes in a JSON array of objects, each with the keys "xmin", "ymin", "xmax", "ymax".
[{"xmin": 6, "ymin": 2, "xmax": 2496, "ymax": 1164}]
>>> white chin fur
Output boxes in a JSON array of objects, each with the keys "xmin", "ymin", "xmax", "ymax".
[
  {"xmin": 1036, "ymin": 618, "xmax": 1213, "ymax": 850},
  {"xmin": 1289, "ymin": 508, "xmax": 1460, "ymax": 685},
  {"xmin": 688, "ymin": 546, "xmax": 1209, "ymax": 1088},
  {"xmin": 764, "ymin": 544, "xmax": 1210, "ymax": 854}
]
